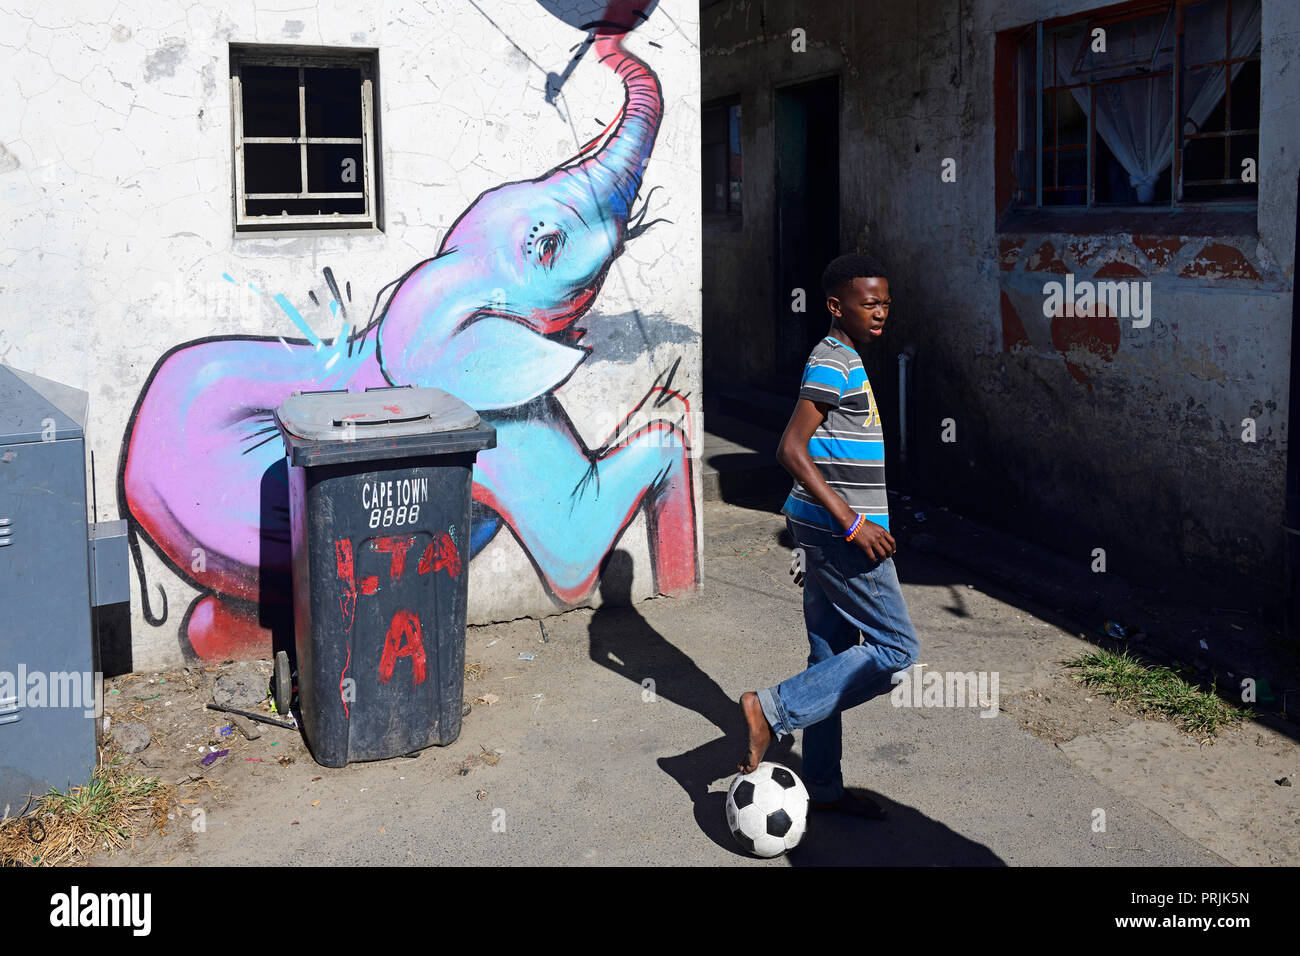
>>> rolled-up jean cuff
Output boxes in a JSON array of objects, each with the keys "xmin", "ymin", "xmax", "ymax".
[{"xmin": 757, "ymin": 686, "xmax": 792, "ymax": 740}]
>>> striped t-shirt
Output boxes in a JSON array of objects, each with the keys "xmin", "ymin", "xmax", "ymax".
[{"xmin": 782, "ymin": 335, "xmax": 889, "ymax": 532}]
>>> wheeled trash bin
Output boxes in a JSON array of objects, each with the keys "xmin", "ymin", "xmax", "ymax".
[{"xmin": 275, "ymin": 385, "xmax": 496, "ymax": 767}]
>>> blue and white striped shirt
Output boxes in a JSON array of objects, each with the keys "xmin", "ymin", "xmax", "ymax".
[{"xmin": 782, "ymin": 335, "xmax": 889, "ymax": 532}]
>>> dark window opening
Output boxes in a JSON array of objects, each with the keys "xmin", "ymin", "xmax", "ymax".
[
  {"xmin": 231, "ymin": 46, "xmax": 379, "ymax": 231},
  {"xmin": 703, "ymin": 101, "xmax": 742, "ymax": 219}
]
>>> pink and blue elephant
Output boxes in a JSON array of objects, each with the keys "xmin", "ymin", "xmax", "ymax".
[{"xmin": 120, "ymin": 12, "xmax": 697, "ymax": 658}]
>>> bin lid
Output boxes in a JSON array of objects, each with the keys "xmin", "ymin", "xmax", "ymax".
[
  {"xmin": 274, "ymin": 385, "xmax": 496, "ymax": 467},
  {"xmin": 0, "ymin": 363, "xmax": 88, "ymax": 445},
  {"xmin": 278, "ymin": 385, "xmax": 480, "ymax": 441}
]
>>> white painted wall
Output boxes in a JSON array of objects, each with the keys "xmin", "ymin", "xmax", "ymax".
[{"xmin": 1, "ymin": 0, "xmax": 702, "ymax": 668}]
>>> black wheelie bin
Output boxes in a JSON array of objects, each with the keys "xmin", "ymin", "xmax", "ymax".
[{"xmin": 275, "ymin": 385, "xmax": 496, "ymax": 767}]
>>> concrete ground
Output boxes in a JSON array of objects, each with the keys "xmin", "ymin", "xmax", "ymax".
[{"xmin": 89, "ymin": 489, "xmax": 1299, "ymax": 867}]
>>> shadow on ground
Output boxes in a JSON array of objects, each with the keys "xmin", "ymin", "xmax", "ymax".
[
  {"xmin": 724, "ymin": 478, "xmax": 1300, "ymax": 749},
  {"xmin": 586, "ymin": 550, "xmax": 1004, "ymax": 864}
]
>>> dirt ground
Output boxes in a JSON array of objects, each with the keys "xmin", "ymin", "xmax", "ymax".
[{"xmin": 7, "ymin": 495, "xmax": 1294, "ymax": 867}]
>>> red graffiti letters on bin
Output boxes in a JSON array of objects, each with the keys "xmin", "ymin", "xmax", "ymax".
[
  {"xmin": 378, "ymin": 610, "xmax": 427, "ymax": 686},
  {"xmin": 418, "ymin": 532, "xmax": 462, "ymax": 578},
  {"xmin": 335, "ymin": 531, "xmax": 458, "ymax": 686},
  {"xmin": 372, "ymin": 535, "xmax": 417, "ymax": 579},
  {"xmin": 334, "ymin": 538, "xmax": 357, "ymax": 631}
]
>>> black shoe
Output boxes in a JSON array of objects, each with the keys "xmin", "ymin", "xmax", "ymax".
[{"xmin": 810, "ymin": 790, "xmax": 887, "ymax": 820}]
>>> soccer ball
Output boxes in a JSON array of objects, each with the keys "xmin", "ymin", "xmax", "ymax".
[{"xmin": 726, "ymin": 762, "xmax": 809, "ymax": 858}]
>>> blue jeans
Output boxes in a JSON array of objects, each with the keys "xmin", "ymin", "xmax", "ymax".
[{"xmin": 758, "ymin": 517, "xmax": 921, "ymax": 802}]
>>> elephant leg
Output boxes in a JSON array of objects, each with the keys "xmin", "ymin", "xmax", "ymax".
[
  {"xmin": 473, "ymin": 410, "xmax": 697, "ymax": 604},
  {"xmin": 644, "ymin": 433, "xmax": 698, "ymax": 596},
  {"xmin": 600, "ymin": 384, "xmax": 698, "ymax": 596},
  {"xmin": 185, "ymin": 594, "xmax": 276, "ymax": 660}
]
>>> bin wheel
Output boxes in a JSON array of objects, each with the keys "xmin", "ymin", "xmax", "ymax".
[{"xmin": 273, "ymin": 651, "xmax": 293, "ymax": 715}]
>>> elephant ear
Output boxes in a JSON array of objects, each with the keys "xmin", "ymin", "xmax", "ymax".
[{"xmin": 431, "ymin": 316, "xmax": 587, "ymax": 410}]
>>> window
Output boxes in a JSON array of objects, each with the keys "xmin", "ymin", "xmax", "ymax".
[
  {"xmin": 703, "ymin": 101, "xmax": 742, "ymax": 219},
  {"xmin": 1009, "ymin": 0, "xmax": 1259, "ymax": 209},
  {"xmin": 230, "ymin": 45, "xmax": 380, "ymax": 231}
]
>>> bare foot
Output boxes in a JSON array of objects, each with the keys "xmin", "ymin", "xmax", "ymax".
[{"xmin": 738, "ymin": 692, "xmax": 772, "ymax": 774}]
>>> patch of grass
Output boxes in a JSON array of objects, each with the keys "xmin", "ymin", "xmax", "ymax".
[
  {"xmin": 1064, "ymin": 649, "xmax": 1251, "ymax": 740},
  {"xmin": 0, "ymin": 753, "xmax": 173, "ymax": 867}
]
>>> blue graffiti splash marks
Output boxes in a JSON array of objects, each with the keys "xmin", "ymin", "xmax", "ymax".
[{"xmin": 274, "ymin": 293, "xmax": 323, "ymax": 347}]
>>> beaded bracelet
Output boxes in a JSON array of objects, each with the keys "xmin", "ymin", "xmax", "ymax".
[{"xmin": 845, "ymin": 514, "xmax": 864, "ymax": 542}]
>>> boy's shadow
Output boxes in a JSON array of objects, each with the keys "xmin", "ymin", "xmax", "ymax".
[
  {"xmin": 587, "ymin": 550, "xmax": 793, "ymax": 853},
  {"xmin": 587, "ymin": 551, "xmax": 1006, "ymax": 865}
]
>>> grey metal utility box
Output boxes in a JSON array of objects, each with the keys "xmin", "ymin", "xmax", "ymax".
[{"xmin": 0, "ymin": 364, "xmax": 125, "ymax": 816}]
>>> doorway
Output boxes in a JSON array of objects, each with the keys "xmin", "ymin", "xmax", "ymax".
[{"xmin": 775, "ymin": 77, "xmax": 840, "ymax": 388}]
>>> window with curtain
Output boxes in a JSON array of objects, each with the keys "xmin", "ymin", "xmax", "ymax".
[{"xmin": 1012, "ymin": 0, "xmax": 1260, "ymax": 208}]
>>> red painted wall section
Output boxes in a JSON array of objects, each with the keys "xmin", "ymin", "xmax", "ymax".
[
  {"xmin": 1132, "ymin": 235, "xmax": 1186, "ymax": 269},
  {"xmin": 1179, "ymin": 243, "xmax": 1262, "ymax": 281},
  {"xmin": 996, "ymin": 232, "xmax": 1280, "ymax": 387},
  {"xmin": 998, "ymin": 237, "xmax": 1025, "ymax": 271},
  {"xmin": 1000, "ymin": 291, "xmax": 1031, "ymax": 353},
  {"xmin": 1025, "ymin": 240, "xmax": 1069, "ymax": 274}
]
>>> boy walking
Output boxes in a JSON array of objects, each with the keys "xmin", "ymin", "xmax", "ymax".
[{"xmin": 739, "ymin": 253, "xmax": 920, "ymax": 819}]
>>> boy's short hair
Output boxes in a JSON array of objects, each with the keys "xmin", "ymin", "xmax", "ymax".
[{"xmin": 821, "ymin": 253, "xmax": 889, "ymax": 298}]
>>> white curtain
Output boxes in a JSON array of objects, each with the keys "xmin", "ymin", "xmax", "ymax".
[{"xmin": 1054, "ymin": 0, "xmax": 1261, "ymax": 202}]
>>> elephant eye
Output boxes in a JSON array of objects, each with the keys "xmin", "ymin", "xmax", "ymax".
[{"xmin": 536, "ymin": 232, "xmax": 561, "ymax": 268}]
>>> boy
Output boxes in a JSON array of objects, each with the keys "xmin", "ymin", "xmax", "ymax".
[{"xmin": 739, "ymin": 253, "xmax": 920, "ymax": 819}]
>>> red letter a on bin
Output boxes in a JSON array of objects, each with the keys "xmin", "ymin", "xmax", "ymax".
[
  {"xmin": 378, "ymin": 610, "xmax": 427, "ymax": 686},
  {"xmin": 418, "ymin": 532, "xmax": 462, "ymax": 578}
]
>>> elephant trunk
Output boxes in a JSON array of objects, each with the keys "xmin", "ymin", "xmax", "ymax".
[{"xmin": 569, "ymin": 31, "xmax": 664, "ymax": 224}]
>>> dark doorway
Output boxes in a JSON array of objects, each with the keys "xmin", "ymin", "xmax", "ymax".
[{"xmin": 775, "ymin": 77, "xmax": 840, "ymax": 388}]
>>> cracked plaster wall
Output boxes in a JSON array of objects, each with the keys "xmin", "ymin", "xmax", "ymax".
[
  {"xmin": 1, "ymin": 0, "xmax": 703, "ymax": 669},
  {"xmin": 703, "ymin": 0, "xmax": 1298, "ymax": 610}
]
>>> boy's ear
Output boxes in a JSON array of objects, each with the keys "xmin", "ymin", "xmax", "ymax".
[{"xmin": 826, "ymin": 295, "xmax": 841, "ymax": 318}]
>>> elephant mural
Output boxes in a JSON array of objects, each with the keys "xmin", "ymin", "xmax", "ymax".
[{"xmin": 119, "ymin": 5, "xmax": 698, "ymax": 659}]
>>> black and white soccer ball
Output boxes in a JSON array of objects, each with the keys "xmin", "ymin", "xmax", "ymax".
[{"xmin": 726, "ymin": 762, "xmax": 809, "ymax": 858}]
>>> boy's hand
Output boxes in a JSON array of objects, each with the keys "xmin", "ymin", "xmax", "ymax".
[{"xmin": 851, "ymin": 522, "xmax": 896, "ymax": 562}]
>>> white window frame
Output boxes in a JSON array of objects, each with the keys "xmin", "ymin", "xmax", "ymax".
[{"xmin": 230, "ymin": 45, "xmax": 379, "ymax": 231}]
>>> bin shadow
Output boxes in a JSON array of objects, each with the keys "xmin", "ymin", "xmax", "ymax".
[{"xmin": 259, "ymin": 459, "xmax": 296, "ymax": 674}]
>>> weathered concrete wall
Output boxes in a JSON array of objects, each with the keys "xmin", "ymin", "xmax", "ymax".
[
  {"xmin": 702, "ymin": 0, "xmax": 1297, "ymax": 610},
  {"xmin": 2, "ymin": 0, "xmax": 702, "ymax": 669}
]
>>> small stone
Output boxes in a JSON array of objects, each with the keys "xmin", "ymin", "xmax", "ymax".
[
  {"xmin": 213, "ymin": 673, "xmax": 267, "ymax": 707},
  {"xmin": 113, "ymin": 721, "xmax": 151, "ymax": 754},
  {"xmin": 1278, "ymin": 776, "xmax": 1293, "ymax": 788},
  {"xmin": 227, "ymin": 714, "xmax": 262, "ymax": 741}
]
